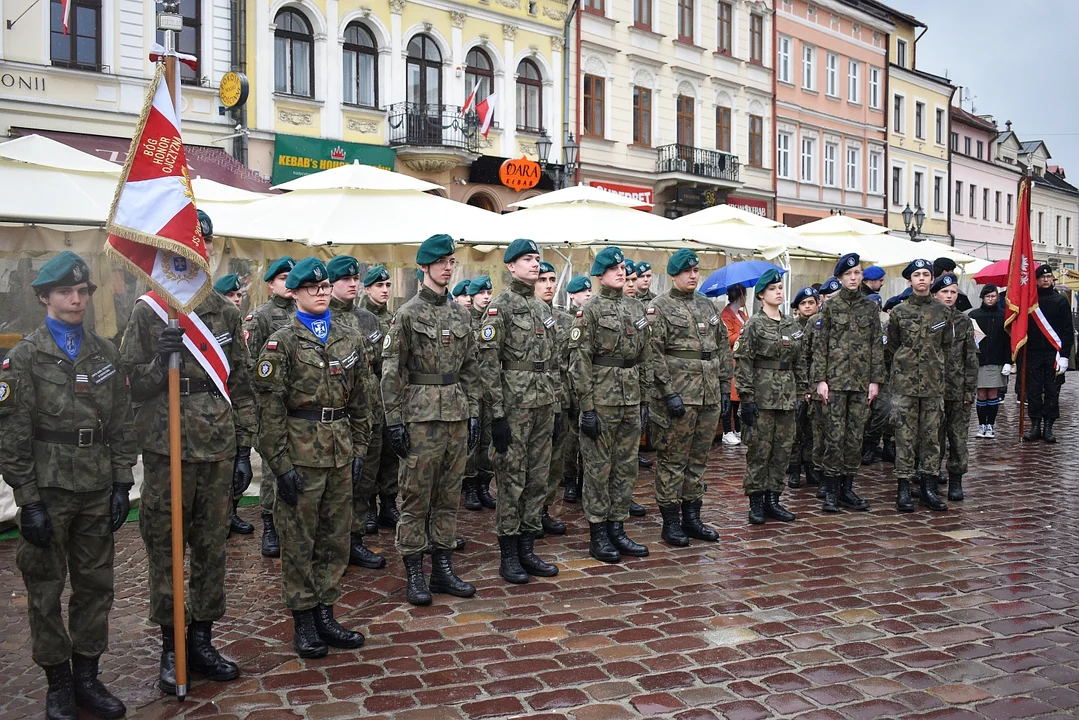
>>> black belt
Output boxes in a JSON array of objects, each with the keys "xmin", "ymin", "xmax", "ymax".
[
  {"xmin": 754, "ymin": 360, "xmax": 791, "ymax": 370},
  {"xmin": 666, "ymin": 350, "xmax": 713, "ymax": 361},
  {"xmin": 504, "ymin": 361, "xmax": 548, "ymax": 372},
  {"xmin": 178, "ymin": 377, "xmax": 219, "ymax": 395},
  {"xmin": 287, "ymin": 407, "xmax": 348, "ymax": 422},
  {"xmin": 34, "ymin": 428, "xmax": 104, "ymax": 447},
  {"xmin": 409, "ymin": 372, "xmax": 458, "ymax": 386},
  {"xmin": 592, "ymin": 355, "xmax": 639, "ymax": 368}
]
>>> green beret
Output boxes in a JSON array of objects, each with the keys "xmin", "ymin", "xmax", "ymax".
[
  {"xmin": 32, "ymin": 251, "xmax": 96, "ymax": 293},
  {"xmin": 566, "ymin": 276, "xmax": 591, "ymax": 293},
  {"xmin": 635, "ymin": 261, "xmax": 652, "ymax": 274},
  {"xmin": 467, "ymin": 275, "xmax": 493, "ymax": 295},
  {"xmin": 666, "ymin": 249, "xmax": 699, "ymax": 276},
  {"xmin": 197, "ymin": 209, "xmax": 213, "ymax": 238},
  {"xmin": 264, "ymin": 256, "xmax": 296, "ymax": 282},
  {"xmin": 624, "ymin": 260, "xmax": 638, "ymax": 277},
  {"xmin": 451, "ymin": 279, "xmax": 471, "ymax": 297},
  {"xmin": 590, "ymin": 247, "xmax": 625, "ymax": 276},
  {"xmin": 416, "ymin": 233, "xmax": 456, "ymax": 265},
  {"xmin": 285, "ymin": 257, "xmax": 329, "ymax": 290},
  {"xmin": 753, "ymin": 268, "xmax": 782, "ymax": 295},
  {"xmin": 538, "ymin": 261, "xmax": 556, "ymax": 275},
  {"xmin": 504, "ymin": 237, "xmax": 541, "ymax": 264},
  {"xmin": 364, "ymin": 265, "xmax": 390, "ymax": 287},
  {"xmin": 213, "ymin": 273, "xmax": 241, "ymax": 294},
  {"xmin": 326, "ymin": 255, "xmax": 360, "ymax": 282}
]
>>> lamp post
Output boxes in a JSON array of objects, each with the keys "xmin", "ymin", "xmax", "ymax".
[
  {"xmin": 902, "ymin": 203, "xmax": 926, "ymax": 241},
  {"xmin": 536, "ymin": 131, "xmax": 579, "ymax": 189}
]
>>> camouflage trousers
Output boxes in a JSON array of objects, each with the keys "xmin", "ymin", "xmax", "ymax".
[
  {"xmin": 938, "ymin": 400, "xmax": 971, "ymax": 475},
  {"xmin": 652, "ymin": 404, "xmax": 722, "ymax": 505},
  {"xmin": 17, "ymin": 487, "xmax": 113, "ymax": 667},
  {"xmin": 465, "ymin": 400, "xmax": 493, "ymax": 482},
  {"xmin": 865, "ymin": 388, "xmax": 892, "ymax": 439},
  {"xmin": 378, "ymin": 428, "xmax": 400, "ymax": 496},
  {"xmin": 743, "ymin": 409, "xmax": 795, "ymax": 495},
  {"xmin": 544, "ymin": 408, "xmax": 572, "ymax": 507},
  {"xmin": 396, "ymin": 420, "xmax": 467, "ymax": 556},
  {"xmin": 822, "ymin": 391, "xmax": 872, "ymax": 477},
  {"xmin": 581, "ymin": 405, "xmax": 640, "ymax": 524},
  {"xmin": 810, "ymin": 400, "xmax": 825, "ymax": 472},
  {"xmin": 141, "ymin": 452, "xmax": 230, "ymax": 627},
  {"xmin": 788, "ymin": 403, "xmax": 813, "ymax": 469},
  {"xmin": 259, "ymin": 459, "xmax": 275, "ymax": 514},
  {"xmin": 893, "ymin": 395, "xmax": 942, "ymax": 481},
  {"xmin": 494, "ymin": 404, "xmax": 555, "ymax": 536},
  {"xmin": 352, "ymin": 424, "xmax": 382, "ymax": 533},
  {"xmin": 277, "ymin": 465, "xmax": 351, "ymax": 611}
]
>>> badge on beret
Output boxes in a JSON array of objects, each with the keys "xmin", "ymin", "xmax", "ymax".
[
  {"xmin": 529, "ymin": 241, "xmax": 538, "ymax": 252},
  {"xmin": 915, "ymin": 260, "xmax": 927, "ymax": 269},
  {"xmin": 257, "ymin": 361, "xmax": 274, "ymax": 378},
  {"xmin": 571, "ymin": 328, "xmax": 582, "ymax": 341},
  {"xmin": 72, "ymin": 264, "xmax": 84, "ymax": 282},
  {"xmin": 313, "ymin": 266, "xmax": 323, "ymax": 281},
  {"xmin": 614, "ymin": 252, "xmax": 623, "ymax": 262},
  {"xmin": 481, "ymin": 325, "xmax": 496, "ymax": 341}
]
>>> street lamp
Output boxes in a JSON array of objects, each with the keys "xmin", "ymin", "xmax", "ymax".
[
  {"xmin": 536, "ymin": 131, "xmax": 579, "ymax": 189},
  {"xmin": 902, "ymin": 203, "xmax": 926, "ymax": 241}
]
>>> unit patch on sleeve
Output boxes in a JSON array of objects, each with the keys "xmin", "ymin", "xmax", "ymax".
[
  {"xmin": 257, "ymin": 360, "xmax": 275, "ymax": 378},
  {"xmin": 0, "ymin": 381, "xmax": 11, "ymax": 405},
  {"xmin": 481, "ymin": 325, "xmax": 496, "ymax": 341},
  {"xmin": 570, "ymin": 327, "xmax": 582, "ymax": 341}
]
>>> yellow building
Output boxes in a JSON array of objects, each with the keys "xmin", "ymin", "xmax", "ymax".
[{"xmin": 247, "ymin": 0, "xmax": 569, "ymax": 210}]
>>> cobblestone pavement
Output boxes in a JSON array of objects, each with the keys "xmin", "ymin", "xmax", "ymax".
[{"xmin": 2, "ymin": 388, "xmax": 1079, "ymax": 720}]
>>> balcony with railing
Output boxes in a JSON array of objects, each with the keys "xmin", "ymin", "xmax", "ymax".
[
  {"xmin": 656, "ymin": 144, "xmax": 740, "ymax": 184},
  {"xmin": 386, "ymin": 102, "xmax": 480, "ymax": 152}
]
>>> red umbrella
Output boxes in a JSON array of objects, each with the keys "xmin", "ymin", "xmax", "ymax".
[{"xmin": 972, "ymin": 258, "xmax": 1010, "ymax": 286}]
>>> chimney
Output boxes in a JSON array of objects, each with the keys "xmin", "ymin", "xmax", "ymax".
[{"xmin": 1005, "ymin": 120, "xmax": 1012, "ymax": 131}]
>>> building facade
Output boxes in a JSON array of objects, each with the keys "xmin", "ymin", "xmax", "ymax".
[
  {"xmin": 570, "ymin": 0, "xmax": 775, "ymax": 219},
  {"xmin": 1016, "ymin": 140, "xmax": 1079, "ymax": 271}
]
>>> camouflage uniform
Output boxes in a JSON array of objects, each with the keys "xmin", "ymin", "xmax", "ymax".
[
  {"xmin": 569, "ymin": 285, "xmax": 651, "ymax": 523},
  {"xmin": 865, "ymin": 309, "xmax": 894, "ymax": 455},
  {"xmin": 805, "ymin": 311, "xmax": 826, "ymax": 476},
  {"xmin": 121, "ymin": 291, "xmax": 257, "ymax": 627},
  {"xmin": 734, "ymin": 312, "xmax": 808, "ymax": 495},
  {"xmin": 381, "ymin": 285, "xmax": 481, "ymax": 556},
  {"xmin": 939, "ymin": 308, "xmax": 978, "ymax": 475},
  {"xmin": 361, "ymin": 295, "xmax": 399, "ymax": 501},
  {"xmin": 0, "ymin": 325, "xmax": 136, "ymax": 667},
  {"xmin": 465, "ymin": 303, "xmax": 493, "ymax": 487},
  {"xmin": 788, "ymin": 314, "xmax": 814, "ymax": 473},
  {"xmin": 477, "ymin": 279, "xmax": 561, "ymax": 536},
  {"xmin": 545, "ymin": 305, "xmax": 575, "ymax": 506},
  {"xmin": 253, "ymin": 316, "xmax": 370, "ymax": 610}
]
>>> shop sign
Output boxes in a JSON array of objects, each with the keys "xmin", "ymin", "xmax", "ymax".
[
  {"xmin": 271, "ymin": 133, "xmax": 396, "ymax": 184},
  {"xmin": 499, "ymin": 157, "xmax": 542, "ymax": 191},
  {"xmin": 726, "ymin": 196, "xmax": 770, "ymax": 217},
  {"xmin": 588, "ymin": 181, "xmax": 653, "ymax": 209},
  {"xmin": 0, "ymin": 72, "xmax": 46, "ymax": 92}
]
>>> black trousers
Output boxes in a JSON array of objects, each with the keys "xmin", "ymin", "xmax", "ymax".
[{"xmin": 1026, "ymin": 351, "xmax": 1062, "ymax": 422}]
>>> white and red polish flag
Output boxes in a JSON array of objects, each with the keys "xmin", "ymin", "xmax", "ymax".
[
  {"xmin": 462, "ymin": 87, "xmax": 497, "ymax": 138},
  {"xmin": 148, "ymin": 43, "xmax": 199, "ymax": 73},
  {"xmin": 61, "ymin": 0, "xmax": 71, "ymax": 34},
  {"xmin": 105, "ymin": 62, "xmax": 211, "ymax": 314}
]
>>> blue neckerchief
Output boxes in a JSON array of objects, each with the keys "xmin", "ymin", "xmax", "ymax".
[
  {"xmin": 297, "ymin": 309, "xmax": 331, "ymax": 343},
  {"xmin": 45, "ymin": 316, "xmax": 83, "ymax": 361}
]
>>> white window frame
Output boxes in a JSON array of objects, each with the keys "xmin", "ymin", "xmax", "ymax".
[
  {"xmin": 868, "ymin": 150, "xmax": 882, "ymax": 194},
  {"xmin": 892, "ymin": 91, "xmax": 906, "ymax": 135},
  {"xmin": 777, "ymin": 35, "xmax": 791, "ymax": 83},
  {"xmin": 777, "ymin": 131, "xmax": 792, "ymax": 178},
  {"xmin": 933, "ymin": 174, "xmax": 944, "ymax": 215},
  {"xmin": 801, "ymin": 136, "xmax": 816, "ymax": 183},
  {"xmin": 846, "ymin": 146, "xmax": 859, "ymax": 190},
  {"xmin": 913, "ymin": 168, "xmax": 925, "ymax": 211},
  {"xmin": 914, "ymin": 100, "xmax": 926, "ymax": 140},
  {"xmin": 895, "ymin": 38, "xmax": 907, "ymax": 68},
  {"xmin": 891, "ymin": 162, "xmax": 905, "ymax": 207},
  {"xmin": 934, "ymin": 106, "xmax": 945, "ymax": 145},
  {"xmin": 954, "ymin": 180, "xmax": 963, "ymax": 215},
  {"xmin": 869, "ymin": 66, "xmax": 880, "ymax": 109},
  {"xmin": 802, "ymin": 44, "xmax": 816, "ymax": 90},
  {"xmin": 848, "ymin": 60, "xmax": 860, "ymax": 104},
  {"xmin": 823, "ymin": 142, "xmax": 838, "ymax": 186},
  {"xmin": 825, "ymin": 52, "xmax": 838, "ymax": 97}
]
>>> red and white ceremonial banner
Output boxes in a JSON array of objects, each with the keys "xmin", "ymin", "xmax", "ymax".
[
  {"xmin": 105, "ymin": 63, "xmax": 211, "ymax": 313},
  {"xmin": 1004, "ymin": 176, "xmax": 1059, "ymax": 359},
  {"xmin": 138, "ymin": 291, "xmax": 232, "ymax": 403}
]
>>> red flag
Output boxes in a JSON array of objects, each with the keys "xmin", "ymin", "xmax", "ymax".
[
  {"xmin": 61, "ymin": 0, "xmax": 70, "ymax": 34},
  {"xmin": 476, "ymin": 93, "xmax": 497, "ymax": 138},
  {"xmin": 1004, "ymin": 176, "xmax": 1037, "ymax": 360},
  {"xmin": 462, "ymin": 85, "xmax": 478, "ymax": 115},
  {"xmin": 105, "ymin": 63, "xmax": 211, "ymax": 313}
]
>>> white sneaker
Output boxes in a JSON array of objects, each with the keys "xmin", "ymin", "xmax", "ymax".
[
  {"xmin": 986, "ymin": 425, "xmax": 995, "ymax": 438},
  {"xmin": 722, "ymin": 432, "xmax": 741, "ymax": 446},
  {"xmin": 976, "ymin": 424, "xmax": 987, "ymax": 438},
  {"xmin": 734, "ymin": 430, "xmax": 742, "ymax": 440}
]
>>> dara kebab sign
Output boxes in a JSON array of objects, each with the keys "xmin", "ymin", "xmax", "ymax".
[{"xmin": 499, "ymin": 156, "xmax": 542, "ymax": 191}]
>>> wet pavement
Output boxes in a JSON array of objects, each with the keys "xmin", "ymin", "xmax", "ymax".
[{"xmin": 2, "ymin": 386, "xmax": 1078, "ymax": 720}]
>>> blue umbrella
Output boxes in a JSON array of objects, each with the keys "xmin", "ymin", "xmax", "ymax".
[{"xmin": 701, "ymin": 260, "xmax": 787, "ymax": 297}]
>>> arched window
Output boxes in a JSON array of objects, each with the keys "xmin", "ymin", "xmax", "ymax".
[
  {"xmin": 465, "ymin": 48, "xmax": 493, "ymax": 104},
  {"xmin": 406, "ymin": 34, "xmax": 442, "ymax": 107},
  {"xmin": 343, "ymin": 22, "xmax": 377, "ymax": 107},
  {"xmin": 467, "ymin": 192, "xmax": 498, "ymax": 212},
  {"xmin": 516, "ymin": 59, "xmax": 543, "ymax": 133},
  {"xmin": 274, "ymin": 9, "xmax": 313, "ymax": 97}
]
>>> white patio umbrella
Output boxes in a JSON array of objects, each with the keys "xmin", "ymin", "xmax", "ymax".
[
  {"xmin": 673, "ymin": 203, "xmax": 781, "ymax": 228},
  {"xmin": 192, "ymin": 176, "xmax": 270, "ymax": 203},
  {"xmin": 0, "ymin": 134, "xmax": 121, "ymax": 174},
  {"xmin": 273, "ymin": 160, "xmax": 441, "ymax": 192},
  {"xmin": 510, "ymin": 182, "xmax": 652, "ymax": 210},
  {"xmin": 790, "ymin": 215, "xmax": 980, "ymax": 268},
  {"xmin": 0, "ymin": 136, "xmax": 120, "ymax": 225}
]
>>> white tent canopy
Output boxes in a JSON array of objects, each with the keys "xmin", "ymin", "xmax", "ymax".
[
  {"xmin": 510, "ymin": 183, "xmax": 652, "ymax": 210},
  {"xmin": 790, "ymin": 215, "xmax": 981, "ymax": 269},
  {"xmin": 673, "ymin": 203, "xmax": 781, "ymax": 228},
  {"xmin": 273, "ymin": 161, "xmax": 440, "ymax": 192},
  {"xmin": 0, "ymin": 134, "xmax": 121, "ymax": 174}
]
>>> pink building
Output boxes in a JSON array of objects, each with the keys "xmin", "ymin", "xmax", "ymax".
[{"xmin": 774, "ymin": 0, "xmax": 891, "ymax": 227}]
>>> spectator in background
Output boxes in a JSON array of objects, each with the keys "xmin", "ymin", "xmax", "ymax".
[
  {"xmin": 969, "ymin": 284, "xmax": 1009, "ymax": 439},
  {"xmin": 720, "ymin": 284, "xmax": 749, "ymax": 445}
]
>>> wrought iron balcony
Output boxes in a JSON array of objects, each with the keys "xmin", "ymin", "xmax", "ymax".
[
  {"xmin": 386, "ymin": 102, "xmax": 480, "ymax": 152},
  {"xmin": 656, "ymin": 144, "xmax": 740, "ymax": 183}
]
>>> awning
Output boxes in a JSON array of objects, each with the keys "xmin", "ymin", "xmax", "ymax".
[{"xmin": 11, "ymin": 127, "xmax": 273, "ymax": 193}]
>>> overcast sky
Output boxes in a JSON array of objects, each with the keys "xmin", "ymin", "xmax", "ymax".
[{"xmin": 900, "ymin": 0, "xmax": 1078, "ymax": 174}]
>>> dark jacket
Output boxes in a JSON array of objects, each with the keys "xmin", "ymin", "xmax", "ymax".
[
  {"xmin": 969, "ymin": 302, "xmax": 1009, "ymax": 366},
  {"xmin": 1028, "ymin": 287, "xmax": 1075, "ymax": 357}
]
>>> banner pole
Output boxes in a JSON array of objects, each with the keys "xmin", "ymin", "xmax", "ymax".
[{"xmin": 1019, "ymin": 345, "xmax": 1027, "ymax": 439}]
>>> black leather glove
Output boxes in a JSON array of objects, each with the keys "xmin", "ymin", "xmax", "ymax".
[
  {"xmin": 276, "ymin": 469, "xmax": 304, "ymax": 507},
  {"xmin": 553, "ymin": 412, "xmax": 563, "ymax": 442},
  {"xmin": 640, "ymin": 402, "xmax": 650, "ymax": 429},
  {"xmin": 569, "ymin": 402, "xmax": 579, "ymax": 419},
  {"xmin": 468, "ymin": 417, "xmax": 480, "ymax": 453},
  {"xmin": 232, "ymin": 446, "xmax": 253, "ymax": 497},
  {"xmin": 796, "ymin": 399, "xmax": 807, "ymax": 421},
  {"xmin": 110, "ymin": 484, "xmax": 132, "ymax": 532},
  {"xmin": 740, "ymin": 401, "xmax": 759, "ymax": 429},
  {"xmin": 351, "ymin": 456, "xmax": 365, "ymax": 494},
  {"xmin": 580, "ymin": 410, "xmax": 601, "ymax": 441},
  {"xmin": 665, "ymin": 393, "xmax": 686, "ymax": 419},
  {"xmin": 20, "ymin": 501, "xmax": 52, "ymax": 548},
  {"xmin": 156, "ymin": 326, "xmax": 186, "ymax": 362},
  {"xmin": 721, "ymin": 394, "xmax": 731, "ymax": 419},
  {"xmin": 492, "ymin": 416, "xmax": 512, "ymax": 454},
  {"xmin": 387, "ymin": 424, "xmax": 411, "ymax": 459}
]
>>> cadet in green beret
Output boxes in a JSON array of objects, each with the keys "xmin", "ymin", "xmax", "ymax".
[
  {"xmin": 213, "ymin": 273, "xmax": 244, "ymax": 309},
  {"xmin": 734, "ymin": 269, "xmax": 807, "ymax": 525},
  {"xmin": 452, "ymin": 279, "xmax": 472, "ymax": 307},
  {"xmin": 623, "ymin": 260, "xmax": 639, "ymax": 299},
  {"xmin": 254, "ymin": 257, "xmax": 371, "ymax": 657},
  {"xmin": 478, "ymin": 239, "xmax": 562, "ymax": 583},
  {"xmin": 634, "ymin": 260, "xmax": 655, "ymax": 303},
  {"xmin": 646, "ymin": 249, "xmax": 733, "ymax": 546},
  {"xmin": 381, "ymin": 234, "xmax": 482, "ymax": 605},
  {"xmin": 0, "ymin": 252, "xmax": 135, "ymax": 720},
  {"xmin": 570, "ymin": 247, "xmax": 652, "ymax": 563},
  {"xmin": 536, "ymin": 261, "xmax": 571, "ymax": 536},
  {"xmin": 463, "ymin": 274, "xmax": 497, "ymax": 511},
  {"xmin": 621, "ymin": 259, "xmax": 654, "ymax": 478},
  {"xmin": 244, "ymin": 255, "xmax": 297, "ymax": 558},
  {"xmin": 560, "ymin": 276, "xmax": 592, "ymax": 504}
]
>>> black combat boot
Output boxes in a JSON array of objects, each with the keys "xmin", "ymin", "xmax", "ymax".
[
  {"xmin": 260, "ymin": 514, "xmax": 280, "ymax": 558},
  {"xmin": 188, "ymin": 621, "xmax": 240, "ymax": 681},
  {"xmin": 881, "ymin": 436, "xmax": 896, "ymax": 463},
  {"xmin": 497, "ymin": 535, "xmax": 529, "ymax": 584},
  {"xmin": 364, "ymin": 495, "xmax": 379, "ymax": 534},
  {"xmin": 403, "ymin": 554, "xmax": 432, "ymax": 606},
  {"xmin": 895, "ymin": 478, "xmax": 915, "ymax": 512},
  {"xmin": 948, "ymin": 472, "xmax": 965, "ymax": 502},
  {"xmin": 607, "ymin": 521, "xmax": 649, "ymax": 557},
  {"xmin": 158, "ymin": 626, "xmax": 177, "ymax": 695},
  {"xmin": 430, "ymin": 550, "xmax": 476, "ymax": 597},
  {"xmin": 1044, "ymin": 420, "xmax": 1057, "ymax": 444},
  {"xmin": 919, "ymin": 473, "xmax": 948, "ymax": 511},
  {"xmin": 291, "ymin": 609, "xmax": 329, "ymax": 658},
  {"xmin": 518, "ymin": 533, "xmax": 559, "ymax": 577},
  {"xmin": 588, "ymin": 522, "xmax": 621, "ymax": 563},
  {"xmin": 541, "ymin": 506, "xmax": 566, "ymax": 535},
  {"xmin": 562, "ymin": 474, "xmax": 579, "ymax": 503},
  {"xmin": 747, "ymin": 493, "xmax": 766, "ymax": 525},
  {"xmin": 313, "ymin": 605, "xmax": 365, "ymax": 648},
  {"xmin": 838, "ymin": 476, "xmax": 870, "ymax": 511},
  {"xmin": 43, "ymin": 661, "xmax": 77, "ymax": 720},
  {"xmin": 1023, "ymin": 418, "xmax": 1042, "ymax": 442},
  {"xmin": 803, "ymin": 462, "xmax": 820, "ymax": 487},
  {"xmin": 861, "ymin": 440, "xmax": 876, "ymax": 465},
  {"xmin": 349, "ymin": 532, "xmax": 386, "ymax": 569},
  {"xmin": 681, "ymin": 499, "xmax": 719, "ymax": 542},
  {"xmin": 463, "ymin": 477, "xmax": 482, "ymax": 511},
  {"xmin": 71, "ymin": 654, "xmax": 126, "ymax": 719},
  {"xmin": 764, "ymin": 491, "xmax": 796, "ymax": 522},
  {"xmin": 821, "ymin": 476, "xmax": 840, "ymax": 513},
  {"xmin": 378, "ymin": 494, "xmax": 400, "ymax": 526},
  {"xmin": 477, "ymin": 473, "xmax": 497, "ymax": 509},
  {"xmin": 229, "ymin": 499, "xmax": 254, "ymax": 535},
  {"xmin": 659, "ymin": 503, "xmax": 689, "ymax": 546},
  {"xmin": 638, "ymin": 454, "xmax": 653, "ymax": 468},
  {"xmin": 628, "ymin": 500, "xmax": 647, "ymax": 517},
  {"xmin": 786, "ymin": 463, "xmax": 802, "ymax": 489},
  {"xmin": 816, "ymin": 476, "xmax": 827, "ymax": 500}
]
